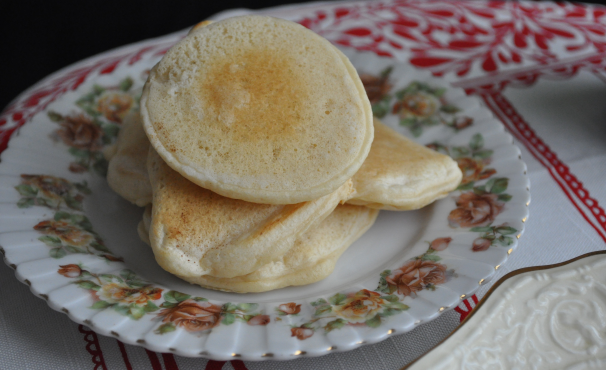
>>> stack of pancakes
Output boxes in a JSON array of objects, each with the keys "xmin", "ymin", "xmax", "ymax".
[{"xmin": 106, "ymin": 16, "xmax": 462, "ymax": 293}]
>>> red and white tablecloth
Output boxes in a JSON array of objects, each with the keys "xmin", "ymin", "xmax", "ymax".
[{"xmin": 2, "ymin": 1, "xmax": 606, "ymax": 369}]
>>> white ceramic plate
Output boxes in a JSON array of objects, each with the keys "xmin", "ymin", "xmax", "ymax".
[{"xmin": 0, "ymin": 38, "xmax": 529, "ymax": 361}]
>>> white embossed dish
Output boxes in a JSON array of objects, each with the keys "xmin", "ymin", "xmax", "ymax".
[
  {"xmin": 0, "ymin": 37, "xmax": 529, "ymax": 360},
  {"xmin": 406, "ymin": 251, "xmax": 606, "ymax": 370}
]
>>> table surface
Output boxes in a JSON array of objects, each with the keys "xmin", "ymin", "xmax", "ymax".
[{"xmin": 1, "ymin": 1, "xmax": 606, "ymax": 369}]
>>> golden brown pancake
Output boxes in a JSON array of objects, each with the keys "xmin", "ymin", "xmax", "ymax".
[
  {"xmin": 138, "ymin": 204, "xmax": 378, "ymax": 293},
  {"xmin": 348, "ymin": 118, "xmax": 462, "ymax": 210},
  {"xmin": 106, "ymin": 111, "xmax": 152, "ymax": 206},
  {"xmin": 146, "ymin": 148, "xmax": 354, "ymax": 279},
  {"xmin": 140, "ymin": 15, "xmax": 373, "ymax": 204}
]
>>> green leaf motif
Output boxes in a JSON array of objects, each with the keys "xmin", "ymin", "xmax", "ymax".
[
  {"xmin": 372, "ymin": 101, "xmax": 389, "ymax": 118},
  {"xmin": 54, "ymin": 211, "xmax": 71, "ymax": 221},
  {"xmin": 487, "ymin": 178, "xmax": 509, "ymax": 194},
  {"xmin": 470, "ymin": 226, "xmax": 493, "ymax": 232},
  {"xmin": 381, "ymin": 295, "xmax": 398, "ymax": 303},
  {"xmin": 64, "ymin": 245, "xmax": 86, "ymax": 254},
  {"xmin": 17, "ymin": 198, "xmax": 35, "ymax": 208},
  {"xmin": 451, "ymin": 147, "xmax": 470, "ymax": 158},
  {"xmin": 388, "ymin": 302, "xmax": 409, "ymax": 311},
  {"xmin": 155, "ymin": 322, "xmax": 176, "ymax": 335},
  {"xmin": 433, "ymin": 87, "xmax": 447, "ymax": 97},
  {"xmin": 457, "ymin": 182, "xmax": 474, "ymax": 191},
  {"xmin": 73, "ymin": 181, "xmax": 92, "ymax": 195},
  {"xmin": 421, "ymin": 254, "xmax": 441, "ymax": 262},
  {"xmin": 160, "ymin": 301, "xmax": 177, "ymax": 309},
  {"xmin": 48, "ymin": 111, "xmax": 63, "ymax": 122},
  {"xmin": 128, "ymin": 305, "xmax": 146, "ymax": 320},
  {"xmin": 103, "ymin": 124, "xmax": 120, "ymax": 140},
  {"xmin": 310, "ymin": 298, "xmax": 328, "ymax": 307},
  {"xmin": 314, "ymin": 305, "xmax": 332, "ymax": 316},
  {"xmin": 329, "ymin": 293, "xmax": 347, "ymax": 306},
  {"xmin": 120, "ymin": 269, "xmax": 137, "ymax": 281},
  {"xmin": 144, "ymin": 301, "xmax": 160, "ymax": 313},
  {"xmin": 440, "ymin": 104, "xmax": 460, "ymax": 114},
  {"xmin": 399, "ymin": 117, "xmax": 417, "ymax": 127},
  {"xmin": 365, "ymin": 315, "xmax": 382, "ymax": 328},
  {"xmin": 92, "ymin": 85, "xmax": 105, "ymax": 95},
  {"xmin": 498, "ymin": 194, "xmax": 513, "ymax": 202},
  {"xmin": 192, "ymin": 297, "xmax": 208, "ymax": 302},
  {"xmin": 119, "ymin": 77, "xmax": 134, "ymax": 92},
  {"xmin": 64, "ymin": 194, "xmax": 82, "ymax": 210},
  {"xmin": 236, "ymin": 303, "xmax": 258, "ymax": 313},
  {"xmin": 113, "ymin": 304, "xmax": 129, "ymax": 316},
  {"xmin": 473, "ymin": 149, "xmax": 493, "ymax": 159},
  {"xmin": 381, "ymin": 308, "xmax": 401, "ymax": 317},
  {"xmin": 39, "ymin": 235, "xmax": 62, "ymax": 247},
  {"xmin": 473, "ymin": 186, "xmax": 487, "ymax": 195},
  {"xmin": 15, "ymin": 184, "xmax": 37, "ymax": 197},
  {"xmin": 49, "ymin": 248, "xmax": 67, "ymax": 259},
  {"xmin": 410, "ymin": 125, "xmax": 423, "ymax": 138},
  {"xmin": 496, "ymin": 226, "xmax": 517, "ymax": 235},
  {"xmin": 469, "ymin": 134, "xmax": 484, "ymax": 151},
  {"xmin": 301, "ymin": 322, "xmax": 314, "ymax": 329},
  {"xmin": 91, "ymin": 300, "xmax": 112, "ymax": 309},
  {"xmin": 376, "ymin": 275, "xmax": 391, "ymax": 294},
  {"xmin": 90, "ymin": 242, "xmax": 110, "ymax": 253},
  {"xmin": 324, "ymin": 319, "xmax": 346, "ymax": 333},
  {"xmin": 223, "ymin": 302, "xmax": 237, "ymax": 313},
  {"xmin": 380, "ymin": 66, "xmax": 393, "ymax": 78},
  {"xmin": 75, "ymin": 280, "xmax": 100, "ymax": 290},
  {"xmin": 92, "ymin": 158, "xmax": 108, "ymax": 177},
  {"xmin": 73, "ymin": 215, "xmax": 94, "ymax": 232},
  {"xmin": 222, "ymin": 313, "xmax": 236, "ymax": 325},
  {"xmin": 496, "ymin": 236, "xmax": 514, "ymax": 246},
  {"xmin": 68, "ymin": 147, "xmax": 91, "ymax": 159}
]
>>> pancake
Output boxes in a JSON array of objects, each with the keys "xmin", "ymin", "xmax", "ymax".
[
  {"xmin": 138, "ymin": 204, "xmax": 378, "ymax": 293},
  {"xmin": 147, "ymin": 148, "xmax": 354, "ymax": 279},
  {"xmin": 188, "ymin": 20, "xmax": 213, "ymax": 34},
  {"xmin": 348, "ymin": 118, "xmax": 462, "ymax": 210},
  {"xmin": 108, "ymin": 113, "xmax": 460, "ymax": 211},
  {"xmin": 106, "ymin": 111, "xmax": 152, "ymax": 206},
  {"xmin": 140, "ymin": 15, "xmax": 373, "ymax": 205}
]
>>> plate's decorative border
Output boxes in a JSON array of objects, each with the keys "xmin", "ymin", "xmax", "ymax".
[{"xmin": 0, "ymin": 45, "xmax": 529, "ymax": 360}]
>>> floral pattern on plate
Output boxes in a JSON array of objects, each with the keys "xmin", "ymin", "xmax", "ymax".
[
  {"xmin": 282, "ymin": 238, "xmax": 456, "ymax": 341},
  {"xmin": 360, "ymin": 67, "xmax": 474, "ymax": 136},
  {"xmin": 15, "ymin": 174, "xmax": 90, "ymax": 210},
  {"xmin": 47, "ymin": 76, "xmax": 140, "ymax": 175},
  {"xmin": 155, "ymin": 292, "xmax": 270, "ymax": 334},
  {"xmin": 58, "ymin": 264, "xmax": 270, "ymax": 331},
  {"xmin": 15, "ymin": 174, "xmax": 122, "ymax": 261}
]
